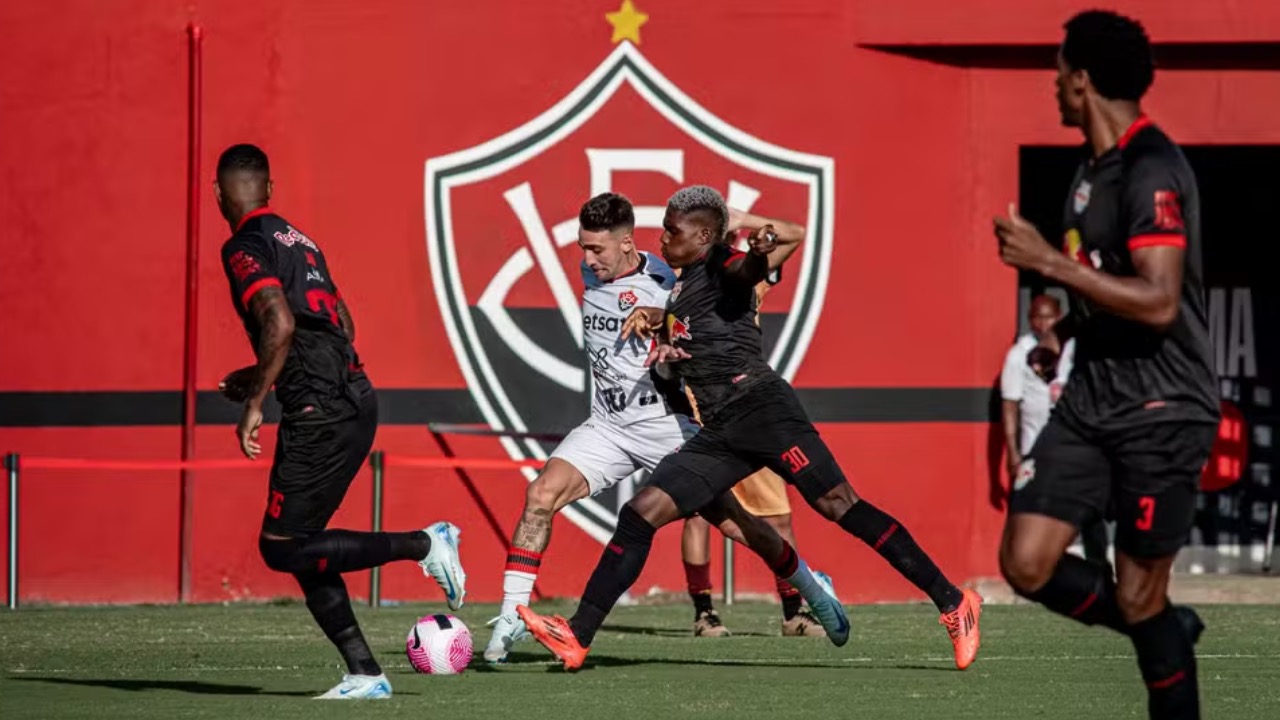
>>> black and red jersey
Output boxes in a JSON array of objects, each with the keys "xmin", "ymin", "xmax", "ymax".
[
  {"xmin": 220, "ymin": 207, "xmax": 364, "ymax": 413},
  {"xmin": 1056, "ymin": 117, "xmax": 1218, "ymax": 430},
  {"xmin": 664, "ymin": 243, "xmax": 775, "ymax": 420}
]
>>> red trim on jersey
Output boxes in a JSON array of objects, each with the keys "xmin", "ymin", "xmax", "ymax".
[
  {"xmin": 1128, "ymin": 234, "xmax": 1185, "ymax": 251},
  {"xmin": 240, "ymin": 277, "xmax": 282, "ymax": 308},
  {"xmin": 722, "ymin": 249, "xmax": 745, "ymax": 268},
  {"xmin": 608, "ymin": 254, "xmax": 647, "ymax": 283},
  {"xmin": 1116, "ymin": 115, "xmax": 1153, "ymax": 150},
  {"xmin": 235, "ymin": 206, "xmax": 274, "ymax": 232}
]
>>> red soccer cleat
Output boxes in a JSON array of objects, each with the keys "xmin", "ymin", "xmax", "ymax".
[
  {"xmin": 516, "ymin": 605, "xmax": 589, "ymax": 671},
  {"xmin": 939, "ymin": 587, "xmax": 983, "ymax": 670}
]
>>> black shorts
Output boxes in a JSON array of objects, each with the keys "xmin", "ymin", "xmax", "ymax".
[
  {"xmin": 1008, "ymin": 413, "xmax": 1216, "ymax": 558},
  {"xmin": 262, "ymin": 378, "xmax": 378, "ymax": 537},
  {"xmin": 648, "ymin": 374, "xmax": 846, "ymax": 516}
]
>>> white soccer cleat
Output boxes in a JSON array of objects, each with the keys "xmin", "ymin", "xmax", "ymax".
[
  {"xmin": 812, "ymin": 568, "xmax": 839, "ymax": 602},
  {"xmin": 420, "ymin": 522, "xmax": 467, "ymax": 610},
  {"xmin": 313, "ymin": 673, "xmax": 392, "ymax": 700},
  {"xmin": 483, "ymin": 613, "xmax": 530, "ymax": 663},
  {"xmin": 789, "ymin": 560, "xmax": 849, "ymax": 647}
]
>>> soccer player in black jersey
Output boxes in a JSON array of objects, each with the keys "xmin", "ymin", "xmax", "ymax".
[
  {"xmin": 518, "ymin": 185, "xmax": 982, "ymax": 671},
  {"xmin": 215, "ymin": 144, "xmax": 467, "ymax": 699},
  {"xmin": 993, "ymin": 12, "xmax": 1218, "ymax": 719}
]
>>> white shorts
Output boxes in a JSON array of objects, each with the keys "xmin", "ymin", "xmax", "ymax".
[{"xmin": 551, "ymin": 414, "xmax": 700, "ymax": 495}]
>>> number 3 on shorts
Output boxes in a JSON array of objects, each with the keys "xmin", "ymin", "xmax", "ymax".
[{"xmin": 1135, "ymin": 496, "xmax": 1156, "ymax": 531}]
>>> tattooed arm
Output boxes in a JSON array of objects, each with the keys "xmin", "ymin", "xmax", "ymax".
[
  {"xmin": 247, "ymin": 285, "xmax": 295, "ymax": 406},
  {"xmin": 336, "ymin": 298, "xmax": 356, "ymax": 343},
  {"xmin": 235, "ymin": 285, "xmax": 294, "ymax": 459}
]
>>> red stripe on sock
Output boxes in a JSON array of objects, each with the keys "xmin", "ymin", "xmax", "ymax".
[
  {"xmin": 504, "ymin": 548, "xmax": 543, "ymax": 573},
  {"xmin": 1069, "ymin": 592, "xmax": 1098, "ymax": 618},
  {"xmin": 771, "ymin": 545, "xmax": 799, "ymax": 578},
  {"xmin": 775, "ymin": 575, "xmax": 800, "ymax": 597},
  {"xmin": 317, "ymin": 557, "xmax": 328, "ymax": 573},
  {"xmin": 1148, "ymin": 670, "xmax": 1187, "ymax": 689},
  {"xmin": 607, "ymin": 543, "xmax": 624, "ymax": 555},
  {"xmin": 683, "ymin": 562, "xmax": 713, "ymax": 595},
  {"xmin": 873, "ymin": 523, "xmax": 899, "ymax": 550}
]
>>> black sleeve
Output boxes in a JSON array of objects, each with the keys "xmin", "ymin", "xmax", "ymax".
[
  {"xmin": 221, "ymin": 235, "xmax": 280, "ymax": 311},
  {"xmin": 1122, "ymin": 152, "xmax": 1188, "ymax": 254},
  {"xmin": 649, "ymin": 366, "xmax": 695, "ymax": 417}
]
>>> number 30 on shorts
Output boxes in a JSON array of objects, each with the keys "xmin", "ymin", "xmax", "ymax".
[{"xmin": 781, "ymin": 445, "xmax": 810, "ymax": 474}]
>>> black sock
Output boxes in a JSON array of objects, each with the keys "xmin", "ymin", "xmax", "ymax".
[
  {"xmin": 296, "ymin": 572, "xmax": 381, "ymax": 676},
  {"xmin": 691, "ymin": 592, "xmax": 714, "ymax": 617},
  {"xmin": 838, "ymin": 501, "xmax": 962, "ymax": 612},
  {"xmin": 260, "ymin": 530, "xmax": 430, "ymax": 575},
  {"xmin": 569, "ymin": 505, "xmax": 656, "ymax": 647},
  {"xmin": 781, "ymin": 593, "xmax": 803, "ymax": 621},
  {"xmin": 1021, "ymin": 554, "xmax": 1126, "ymax": 633},
  {"xmin": 1129, "ymin": 605, "xmax": 1200, "ymax": 719}
]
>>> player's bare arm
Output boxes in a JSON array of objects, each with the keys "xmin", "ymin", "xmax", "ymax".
[
  {"xmin": 724, "ymin": 223, "xmax": 803, "ymax": 287},
  {"xmin": 728, "ymin": 209, "xmax": 805, "ymax": 271},
  {"xmin": 219, "ymin": 365, "xmax": 256, "ymax": 402},
  {"xmin": 620, "ymin": 306, "xmax": 664, "ymax": 340},
  {"xmin": 995, "ymin": 204, "xmax": 1183, "ymax": 330},
  {"xmin": 238, "ymin": 284, "xmax": 295, "ymax": 459},
  {"xmin": 1001, "ymin": 399, "xmax": 1021, "ymax": 480},
  {"xmin": 336, "ymin": 298, "xmax": 355, "ymax": 343}
]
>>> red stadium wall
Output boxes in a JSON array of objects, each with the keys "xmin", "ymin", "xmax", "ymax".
[{"xmin": 2, "ymin": 0, "xmax": 1279, "ymax": 606}]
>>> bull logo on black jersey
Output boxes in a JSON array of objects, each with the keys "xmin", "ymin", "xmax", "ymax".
[
  {"xmin": 424, "ymin": 40, "xmax": 834, "ymax": 543},
  {"xmin": 667, "ymin": 315, "xmax": 692, "ymax": 343}
]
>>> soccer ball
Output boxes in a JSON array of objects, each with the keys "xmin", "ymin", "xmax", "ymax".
[{"xmin": 406, "ymin": 614, "xmax": 473, "ymax": 674}]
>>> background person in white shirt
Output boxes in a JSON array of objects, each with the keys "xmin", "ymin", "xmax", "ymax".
[{"xmin": 1001, "ymin": 295, "xmax": 1107, "ymax": 563}]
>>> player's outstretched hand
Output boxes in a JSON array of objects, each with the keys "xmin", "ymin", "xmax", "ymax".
[
  {"xmin": 994, "ymin": 203, "xmax": 1056, "ymax": 273},
  {"xmin": 645, "ymin": 342, "xmax": 691, "ymax": 368},
  {"xmin": 219, "ymin": 365, "xmax": 256, "ymax": 402},
  {"xmin": 236, "ymin": 403, "xmax": 264, "ymax": 459},
  {"xmin": 747, "ymin": 224, "xmax": 778, "ymax": 256},
  {"xmin": 621, "ymin": 306, "xmax": 665, "ymax": 340}
]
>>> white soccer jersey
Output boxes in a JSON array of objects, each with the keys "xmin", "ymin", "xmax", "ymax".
[
  {"xmin": 1001, "ymin": 333, "xmax": 1076, "ymax": 453},
  {"xmin": 580, "ymin": 252, "xmax": 677, "ymax": 426}
]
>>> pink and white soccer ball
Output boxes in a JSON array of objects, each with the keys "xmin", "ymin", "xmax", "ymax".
[{"xmin": 406, "ymin": 614, "xmax": 473, "ymax": 674}]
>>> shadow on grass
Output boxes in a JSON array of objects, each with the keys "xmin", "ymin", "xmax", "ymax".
[
  {"xmin": 5, "ymin": 676, "xmax": 408, "ymax": 697},
  {"xmin": 461, "ymin": 651, "xmax": 956, "ymax": 673}
]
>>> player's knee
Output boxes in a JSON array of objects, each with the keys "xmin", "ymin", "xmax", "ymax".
[
  {"xmin": 259, "ymin": 535, "xmax": 304, "ymax": 574},
  {"xmin": 527, "ymin": 475, "xmax": 574, "ymax": 513},
  {"xmin": 1115, "ymin": 575, "xmax": 1165, "ymax": 624},
  {"xmin": 716, "ymin": 518, "xmax": 747, "ymax": 545},
  {"xmin": 525, "ymin": 477, "xmax": 560, "ymax": 511},
  {"xmin": 810, "ymin": 484, "xmax": 858, "ymax": 521},
  {"xmin": 628, "ymin": 487, "xmax": 679, "ymax": 527},
  {"xmin": 998, "ymin": 540, "xmax": 1056, "ymax": 595}
]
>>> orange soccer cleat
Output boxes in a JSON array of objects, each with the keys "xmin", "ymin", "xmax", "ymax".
[
  {"xmin": 516, "ymin": 605, "xmax": 589, "ymax": 671},
  {"xmin": 939, "ymin": 587, "xmax": 983, "ymax": 670}
]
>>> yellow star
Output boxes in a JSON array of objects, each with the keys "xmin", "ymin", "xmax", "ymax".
[{"xmin": 605, "ymin": 0, "xmax": 649, "ymax": 45}]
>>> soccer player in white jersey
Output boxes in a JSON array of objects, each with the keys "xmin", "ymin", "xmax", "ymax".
[{"xmin": 483, "ymin": 193, "xmax": 843, "ymax": 663}]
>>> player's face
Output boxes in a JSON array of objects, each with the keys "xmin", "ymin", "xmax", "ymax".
[
  {"xmin": 1028, "ymin": 298, "xmax": 1060, "ymax": 340},
  {"xmin": 578, "ymin": 227, "xmax": 634, "ymax": 281},
  {"xmin": 1055, "ymin": 48, "xmax": 1086, "ymax": 128},
  {"xmin": 660, "ymin": 210, "xmax": 712, "ymax": 269}
]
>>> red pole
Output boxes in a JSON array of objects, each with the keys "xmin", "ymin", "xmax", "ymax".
[{"xmin": 179, "ymin": 22, "xmax": 203, "ymax": 604}]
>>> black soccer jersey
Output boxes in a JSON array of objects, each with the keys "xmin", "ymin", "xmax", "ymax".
[
  {"xmin": 665, "ymin": 243, "xmax": 775, "ymax": 419},
  {"xmin": 220, "ymin": 207, "xmax": 364, "ymax": 413},
  {"xmin": 1055, "ymin": 117, "xmax": 1218, "ymax": 430}
]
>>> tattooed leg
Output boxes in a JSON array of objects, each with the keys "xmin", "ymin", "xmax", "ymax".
[{"xmin": 498, "ymin": 458, "xmax": 593, "ymax": 617}]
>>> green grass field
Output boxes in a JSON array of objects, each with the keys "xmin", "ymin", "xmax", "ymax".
[{"xmin": 3, "ymin": 601, "xmax": 1279, "ymax": 719}]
